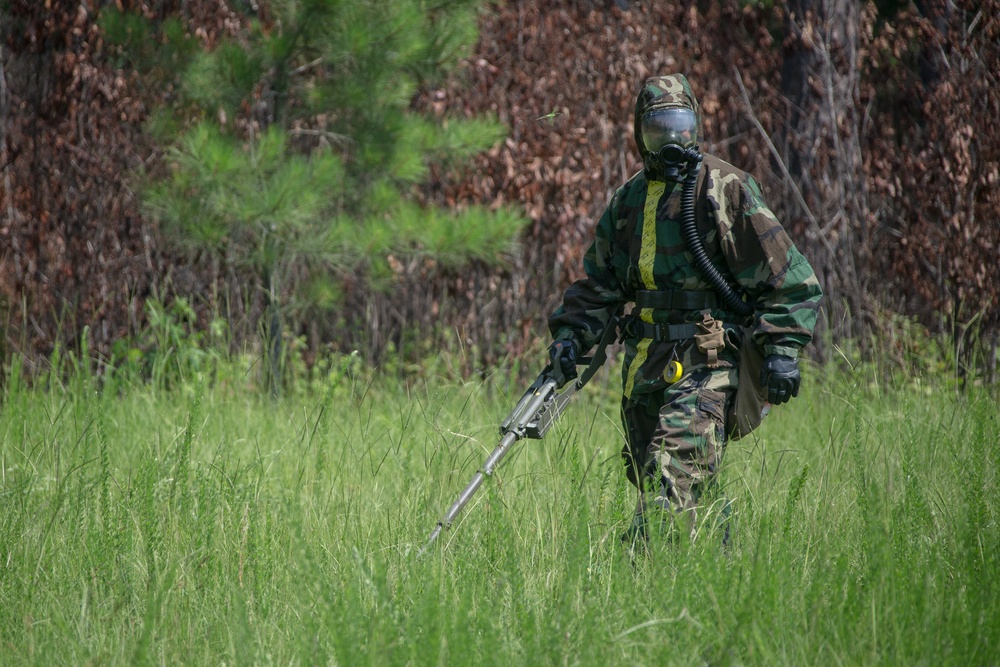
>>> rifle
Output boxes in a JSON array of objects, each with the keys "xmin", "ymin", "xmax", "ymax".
[{"xmin": 419, "ymin": 319, "xmax": 619, "ymax": 555}]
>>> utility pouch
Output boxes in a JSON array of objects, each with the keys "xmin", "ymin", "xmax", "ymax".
[
  {"xmin": 694, "ymin": 312, "xmax": 726, "ymax": 368},
  {"xmin": 726, "ymin": 326, "xmax": 770, "ymax": 440}
]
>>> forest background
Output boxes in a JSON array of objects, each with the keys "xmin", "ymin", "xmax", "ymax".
[{"xmin": 1, "ymin": 0, "xmax": 998, "ymax": 385}]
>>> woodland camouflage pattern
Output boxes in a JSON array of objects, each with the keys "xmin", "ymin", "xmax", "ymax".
[
  {"xmin": 550, "ymin": 73, "xmax": 822, "ymax": 400},
  {"xmin": 549, "ymin": 74, "xmax": 822, "ymax": 520},
  {"xmin": 622, "ymin": 367, "xmax": 736, "ymax": 530}
]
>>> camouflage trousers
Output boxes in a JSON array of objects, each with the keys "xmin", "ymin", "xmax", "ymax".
[{"xmin": 620, "ymin": 366, "xmax": 738, "ymax": 537}]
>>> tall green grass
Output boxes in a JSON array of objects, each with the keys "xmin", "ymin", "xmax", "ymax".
[{"xmin": 1, "ymin": 358, "xmax": 997, "ymax": 665}]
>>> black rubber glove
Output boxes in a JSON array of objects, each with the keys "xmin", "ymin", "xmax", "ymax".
[
  {"xmin": 548, "ymin": 338, "xmax": 579, "ymax": 387},
  {"xmin": 760, "ymin": 354, "xmax": 800, "ymax": 405}
]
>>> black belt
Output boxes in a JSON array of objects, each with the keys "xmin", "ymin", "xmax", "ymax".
[
  {"xmin": 635, "ymin": 289, "xmax": 717, "ymax": 311},
  {"xmin": 623, "ymin": 318, "xmax": 739, "ymax": 342}
]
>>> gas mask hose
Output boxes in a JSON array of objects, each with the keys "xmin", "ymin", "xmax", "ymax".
[{"xmin": 679, "ymin": 153, "xmax": 754, "ymax": 318}]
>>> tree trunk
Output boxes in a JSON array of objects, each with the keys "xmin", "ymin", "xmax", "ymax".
[
  {"xmin": 263, "ymin": 266, "xmax": 283, "ymax": 397},
  {"xmin": 1, "ymin": 44, "xmax": 14, "ymax": 229},
  {"xmin": 778, "ymin": 0, "xmax": 870, "ymax": 359},
  {"xmin": 0, "ymin": 44, "xmax": 10, "ymax": 378},
  {"xmin": 989, "ymin": 333, "xmax": 998, "ymax": 386},
  {"xmin": 913, "ymin": 0, "xmax": 952, "ymax": 90}
]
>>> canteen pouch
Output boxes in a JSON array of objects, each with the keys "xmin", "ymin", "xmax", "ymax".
[{"xmin": 694, "ymin": 312, "xmax": 726, "ymax": 368}]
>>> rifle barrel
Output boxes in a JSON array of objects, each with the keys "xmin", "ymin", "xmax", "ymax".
[
  {"xmin": 420, "ymin": 429, "xmax": 521, "ymax": 555},
  {"xmin": 418, "ymin": 318, "xmax": 620, "ymax": 557}
]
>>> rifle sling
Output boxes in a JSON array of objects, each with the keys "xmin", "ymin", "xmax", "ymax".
[{"xmin": 573, "ymin": 315, "xmax": 621, "ymax": 391}]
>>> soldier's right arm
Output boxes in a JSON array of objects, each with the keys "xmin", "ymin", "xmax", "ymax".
[{"xmin": 548, "ymin": 194, "xmax": 628, "ymax": 353}]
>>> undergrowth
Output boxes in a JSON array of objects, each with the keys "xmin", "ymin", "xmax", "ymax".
[{"xmin": 0, "ymin": 350, "xmax": 997, "ymax": 665}]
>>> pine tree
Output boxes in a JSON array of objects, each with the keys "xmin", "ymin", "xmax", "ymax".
[{"xmin": 102, "ymin": 0, "xmax": 525, "ymax": 392}]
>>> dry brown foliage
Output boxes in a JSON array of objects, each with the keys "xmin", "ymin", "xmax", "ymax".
[
  {"xmin": 2, "ymin": 0, "xmax": 998, "ymax": 378},
  {"xmin": 863, "ymin": 0, "xmax": 1000, "ymax": 372}
]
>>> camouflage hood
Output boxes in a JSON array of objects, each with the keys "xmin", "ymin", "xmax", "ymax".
[{"xmin": 633, "ymin": 73, "xmax": 701, "ymax": 166}]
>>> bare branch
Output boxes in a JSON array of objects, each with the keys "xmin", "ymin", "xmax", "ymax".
[
  {"xmin": 289, "ymin": 57, "xmax": 323, "ymax": 77},
  {"xmin": 287, "ymin": 127, "xmax": 355, "ymax": 148},
  {"xmin": 731, "ymin": 65, "xmax": 837, "ymax": 261}
]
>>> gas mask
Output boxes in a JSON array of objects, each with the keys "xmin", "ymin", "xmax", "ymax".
[{"xmin": 640, "ymin": 108, "xmax": 701, "ymax": 183}]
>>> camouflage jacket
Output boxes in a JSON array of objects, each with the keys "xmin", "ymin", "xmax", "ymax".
[{"xmin": 549, "ymin": 74, "xmax": 823, "ymax": 399}]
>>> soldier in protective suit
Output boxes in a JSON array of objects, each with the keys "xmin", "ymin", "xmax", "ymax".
[{"xmin": 547, "ymin": 74, "xmax": 823, "ymax": 545}]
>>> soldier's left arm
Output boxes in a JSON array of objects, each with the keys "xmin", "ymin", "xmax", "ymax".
[{"xmin": 717, "ymin": 174, "xmax": 824, "ymax": 358}]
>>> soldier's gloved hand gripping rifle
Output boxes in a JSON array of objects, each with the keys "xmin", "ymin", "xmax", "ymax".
[{"xmin": 419, "ymin": 318, "xmax": 620, "ymax": 555}]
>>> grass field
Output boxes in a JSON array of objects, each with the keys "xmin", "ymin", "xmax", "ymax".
[{"xmin": 1, "ymin": 357, "xmax": 998, "ymax": 665}]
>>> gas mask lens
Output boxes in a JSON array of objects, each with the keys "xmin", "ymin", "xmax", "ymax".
[{"xmin": 641, "ymin": 108, "xmax": 697, "ymax": 153}]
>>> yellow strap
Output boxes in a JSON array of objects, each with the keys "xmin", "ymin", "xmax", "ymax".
[
  {"xmin": 637, "ymin": 181, "xmax": 662, "ymax": 295},
  {"xmin": 624, "ymin": 181, "xmax": 665, "ymax": 398}
]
